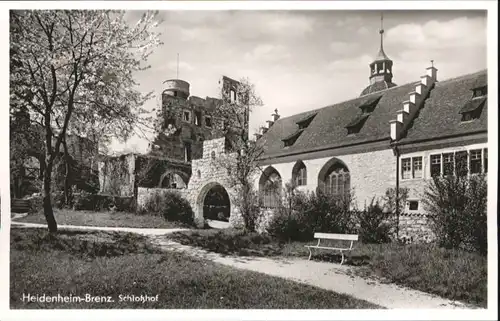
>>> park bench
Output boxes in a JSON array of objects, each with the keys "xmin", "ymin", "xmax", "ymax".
[{"xmin": 305, "ymin": 233, "xmax": 359, "ymax": 265}]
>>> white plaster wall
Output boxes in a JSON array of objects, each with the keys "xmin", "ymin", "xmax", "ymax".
[{"xmin": 255, "ymin": 148, "xmax": 397, "ymax": 210}]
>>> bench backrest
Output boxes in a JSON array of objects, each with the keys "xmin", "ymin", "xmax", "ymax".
[{"xmin": 314, "ymin": 233, "xmax": 358, "ymax": 241}]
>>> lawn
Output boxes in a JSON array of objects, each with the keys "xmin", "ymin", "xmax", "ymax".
[
  {"xmin": 10, "ymin": 228, "xmax": 380, "ymax": 309},
  {"xmin": 168, "ymin": 228, "xmax": 488, "ymax": 308},
  {"xmin": 13, "ymin": 209, "xmax": 190, "ymax": 229}
]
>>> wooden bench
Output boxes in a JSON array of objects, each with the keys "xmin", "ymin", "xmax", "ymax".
[{"xmin": 305, "ymin": 233, "xmax": 359, "ymax": 265}]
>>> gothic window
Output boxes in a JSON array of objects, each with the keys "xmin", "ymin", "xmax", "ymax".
[
  {"xmin": 259, "ymin": 167, "xmax": 282, "ymax": 208},
  {"xmin": 318, "ymin": 159, "xmax": 350, "ymax": 198},
  {"xmin": 292, "ymin": 161, "xmax": 307, "ymax": 186}
]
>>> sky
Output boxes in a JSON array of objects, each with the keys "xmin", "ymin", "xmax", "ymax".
[{"xmin": 113, "ymin": 9, "xmax": 487, "ymax": 154}]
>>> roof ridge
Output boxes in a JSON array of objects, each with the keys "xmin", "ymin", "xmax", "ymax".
[
  {"xmin": 434, "ymin": 69, "xmax": 487, "ymax": 85},
  {"xmin": 271, "ymin": 68, "xmax": 487, "ymax": 125}
]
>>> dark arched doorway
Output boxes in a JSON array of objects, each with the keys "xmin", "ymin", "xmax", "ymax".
[{"xmin": 203, "ymin": 184, "xmax": 231, "ymax": 223}]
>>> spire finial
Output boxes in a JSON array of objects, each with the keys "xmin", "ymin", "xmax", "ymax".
[
  {"xmin": 431, "ymin": 59, "xmax": 434, "ymax": 67},
  {"xmin": 379, "ymin": 12, "xmax": 384, "ymax": 49},
  {"xmin": 176, "ymin": 53, "xmax": 179, "ymax": 79},
  {"xmin": 274, "ymin": 108, "xmax": 278, "ymax": 114}
]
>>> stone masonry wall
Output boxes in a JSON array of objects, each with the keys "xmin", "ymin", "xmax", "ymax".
[
  {"xmin": 186, "ymin": 137, "xmax": 242, "ymax": 227},
  {"xmin": 398, "ymin": 213, "xmax": 435, "ymax": 244}
]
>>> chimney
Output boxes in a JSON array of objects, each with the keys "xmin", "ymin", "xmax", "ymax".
[
  {"xmin": 389, "ymin": 120, "xmax": 402, "ymax": 140},
  {"xmin": 426, "ymin": 60, "xmax": 438, "ymax": 82},
  {"xmin": 260, "ymin": 126, "xmax": 268, "ymax": 135},
  {"xmin": 389, "ymin": 62, "xmax": 437, "ymax": 142},
  {"xmin": 271, "ymin": 108, "xmax": 280, "ymax": 122},
  {"xmin": 266, "ymin": 120, "xmax": 274, "ymax": 128}
]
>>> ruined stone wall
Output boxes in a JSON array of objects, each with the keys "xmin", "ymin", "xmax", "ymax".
[
  {"xmin": 186, "ymin": 137, "xmax": 241, "ymax": 227},
  {"xmin": 149, "ymin": 94, "xmax": 224, "ymax": 161},
  {"xmin": 98, "ymin": 154, "xmax": 136, "ymax": 196}
]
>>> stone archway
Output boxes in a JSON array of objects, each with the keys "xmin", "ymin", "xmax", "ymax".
[{"xmin": 194, "ymin": 182, "xmax": 233, "ymax": 228}]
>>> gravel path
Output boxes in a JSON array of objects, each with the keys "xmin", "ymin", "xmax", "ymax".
[
  {"xmin": 11, "ymin": 222, "xmax": 476, "ymax": 309},
  {"xmin": 10, "ymin": 221, "xmax": 187, "ymax": 235}
]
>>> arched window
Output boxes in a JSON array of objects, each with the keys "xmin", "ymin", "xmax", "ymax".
[
  {"xmin": 292, "ymin": 161, "xmax": 307, "ymax": 186},
  {"xmin": 259, "ymin": 166, "xmax": 282, "ymax": 208},
  {"xmin": 160, "ymin": 172, "xmax": 187, "ymax": 189},
  {"xmin": 318, "ymin": 159, "xmax": 350, "ymax": 199}
]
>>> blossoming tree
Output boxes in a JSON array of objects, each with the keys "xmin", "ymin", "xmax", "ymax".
[{"xmin": 10, "ymin": 10, "xmax": 163, "ymax": 232}]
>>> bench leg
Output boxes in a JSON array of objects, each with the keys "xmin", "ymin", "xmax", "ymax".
[
  {"xmin": 308, "ymin": 247, "xmax": 313, "ymax": 260},
  {"xmin": 340, "ymin": 251, "xmax": 345, "ymax": 265}
]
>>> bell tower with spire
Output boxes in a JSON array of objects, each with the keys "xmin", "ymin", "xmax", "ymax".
[{"xmin": 361, "ymin": 13, "xmax": 397, "ymax": 96}]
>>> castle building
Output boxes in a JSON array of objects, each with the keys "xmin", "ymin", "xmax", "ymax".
[
  {"xmin": 98, "ymin": 75, "xmax": 246, "ymax": 197},
  {"xmin": 131, "ymin": 16, "xmax": 486, "ymax": 242},
  {"xmin": 249, "ymin": 17, "xmax": 487, "ymax": 240}
]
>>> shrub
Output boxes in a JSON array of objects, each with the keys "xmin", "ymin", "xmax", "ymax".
[
  {"xmin": 139, "ymin": 190, "xmax": 164, "ymax": 216},
  {"xmin": 267, "ymin": 183, "xmax": 357, "ymax": 241},
  {"xmin": 72, "ymin": 192, "xmax": 135, "ymax": 212},
  {"xmin": 422, "ymin": 174, "xmax": 487, "ymax": 255},
  {"xmin": 72, "ymin": 191, "xmax": 95, "ymax": 211},
  {"xmin": 26, "ymin": 194, "xmax": 43, "ymax": 214},
  {"xmin": 160, "ymin": 191, "xmax": 194, "ymax": 225},
  {"xmin": 357, "ymin": 198, "xmax": 394, "ymax": 244},
  {"xmin": 267, "ymin": 183, "xmax": 309, "ymax": 241},
  {"xmin": 140, "ymin": 190, "xmax": 194, "ymax": 225}
]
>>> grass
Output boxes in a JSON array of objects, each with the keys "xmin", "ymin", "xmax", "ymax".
[
  {"xmin": 13, "ymin": 209, "xmax": 190, "ymax": 229},
  {"xmin": 168, "ymin": 228, "xmax": 488, "ymax": 307},
  {"xmin": 10, "ymin": 228, "xmax": 380, "ymax": 309}
]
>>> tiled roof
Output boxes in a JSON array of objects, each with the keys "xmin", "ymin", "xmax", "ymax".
[
  {"xmin": 257, "ymin": 69, "xmax": 487, "ymax": 160},
  {"xmin": 346, "ymin": 114, "xmax": 370, "ymax": 128},
  {"xmin": 399, "ymin": 69, "xmax": 487, "ymax": 143},
  {"xmin": 360, "ymin": 80, "xmax": 397, "ymax": 96},
  {"xmin": 257, "ymin": 81, "xmax": 419, "ymax": 159},
  {"xmin": 459, "ymin": 97, "xmax": 486, "ymax": 114}
]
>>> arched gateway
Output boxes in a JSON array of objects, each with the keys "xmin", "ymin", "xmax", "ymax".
[{"xmin": 195, "ymin": 182, "xmax": 231, "ymax": 226}]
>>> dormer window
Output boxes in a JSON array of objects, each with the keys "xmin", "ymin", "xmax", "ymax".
[
  {"xmin": 459, "ymin": 97, "xmax": 486, "ymax": 122},
  {"xmin": 472, "ymin": 85, "xmax": 487, "ymax": 98},
  {"xmin": 359, "ymin": 95, "xmax": 382, "ymax": 114},
  {"xmin": 346, "ymin": 114, "xmax": 369, "ymax": 135},
  {"xmin": 296, "ymin": 113, "xmax": 317, "ymax": 130},
  {"xmin": 282, "ymin": 129, "xmax": 304, "ymax": 147}
]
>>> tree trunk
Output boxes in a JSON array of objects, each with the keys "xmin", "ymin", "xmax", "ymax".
[
  {"xmin": 62, "ymin": 137, "xmax": 72, "ymax": 206},
  {"xmin": 43, "ymin": 161, "xmax": 58, "ymax": 233}
]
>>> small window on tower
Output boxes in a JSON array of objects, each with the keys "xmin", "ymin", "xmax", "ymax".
[
  {"xmin": 183, "ymin": 111, "xmax": 191, "ymax": 123},
  {"xmin": 194, "ymin": 111, "xmax": 202, "ymax": 126},
  {"xmin": 205, "ymin": 116, "xmax": 212, "ymax": 127}
]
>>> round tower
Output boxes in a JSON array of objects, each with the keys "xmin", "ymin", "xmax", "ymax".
[{"xmin": 162, "ymin": 79, "xmax": 190, "ymax": 100}]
